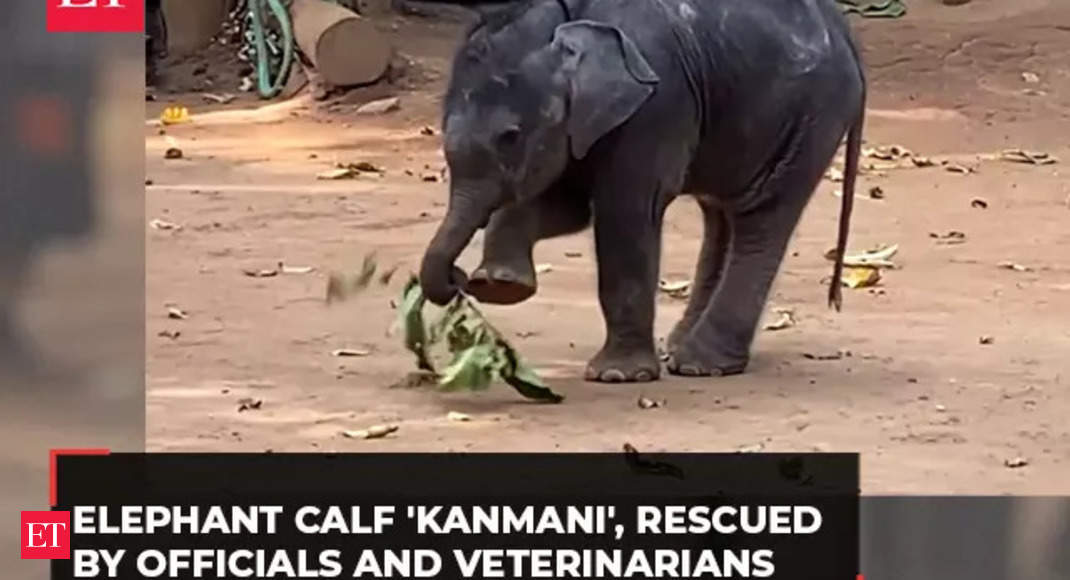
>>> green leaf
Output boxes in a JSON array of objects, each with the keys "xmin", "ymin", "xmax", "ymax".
[
  {"xmin": 399, "ymin": 276, "xmax": 433, "ymax": 372},
  {"xmin": 439, "ymin": 343, "xmax": 495, "ymax": 392}
]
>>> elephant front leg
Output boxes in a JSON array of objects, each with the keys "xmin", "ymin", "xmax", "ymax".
[
  {"xmin": 467, "ymin": 185, "xmax": 591, "ymax": 305},
  {"xmin": 585, "ymin": 187, "xmax": 663, "ymax": 384}
]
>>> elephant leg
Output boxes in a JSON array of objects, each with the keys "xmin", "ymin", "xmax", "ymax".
[
  {"xmin": 665, "ymin": 198, "xmax": 730, "ymax": 355},
  {"xmin": 668, "ymin": 135, "xmax": 834, "ymax": 377},
  {"xmin": 467, "ymin": 184, "xmax": 591, "ymax": 305},
  {"xmin": 585, "ymin": 181, "xmax": 664, "ymax": 384}
]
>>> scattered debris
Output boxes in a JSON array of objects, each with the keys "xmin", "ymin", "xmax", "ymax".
[
  {"xmin": 637, "ymin": 395, "xmax": 665, "ymax": 410},
  {"xmin": 237, "ymin": 398, "xmax": 263, "ymax": 412},
  {"xmin": 763, "ymin": 308, "xmax": 797, "ymax": 332},
  {"xmin": 824, "ymin": 166, "xmax": 844, "ymax": 182},
  {"xmin": 659, "ymin": 279, "xmax": 691, "ymax": 299},
  {"xmin": 332, "ymin": 348, "xmax": 371, "ymax": 357},
  {"xmin": 515, "ymin": 331, "xmax": 539, "ymax": 339},
  {"xmin": 167, "ymin": 307, "xmax": 188, "ymax": 320},
  {"xmin": 157, "ymin": 330, "xmax": 180, "ymax": 340},
  {"xmin": 838, "ymin": 0, "xmax": 906, "ymax": 19},
  {"xmin": 1021, "ymin": 72, "xmax": 1040, "ymax": 84},
  {"xmin": 160, "ymin": 106, "xmax": 190, "ymax": 125},
  {"xmin": 447, "ymin": 411, "xmax": 471, "ymax": 422},
  {"xmin": 999, "ymin": 149, "xmax": 1057, "ymax": 166},
  {"xmin": 737, "ymin": 442, "xmax": 766, "ymax": 453},
  {"xmin": 565, "ymin": 251, "xmax": 583, "ymax": 258},
  {"xmin": 803, "ymin": 349, "xmax": 851, "ymax": 361},
  {"xmin": 998, "ymin": 261, "xmax": 1032, "ymax": 273},
  {"xmin": 970, "ymin": 197, "xmax": 989, "ymax": 209},
  {"xmin": 242, "ymin": 267, "xmax": 279, "ymax": 278},
  {"xmin": 420, "ymin": 126, "xmax": 436, "ymax": 136},
  {"xmin": 316, "ymin": 167, "xmax": 358, "ymax": 180},
  {"xmin": 1004, "ymin": 456, "xmax": 1029, "ymax": 469},
  {"xmin": 355, "ymin": 97, "xmax": 401, "ymax": 115},
  {"xmin": 164, "ymin": 147, "xmax": 184, "ymax": 160},
  {"xmin": 911, "ymin": 156, "xmax": 937, "ymax": 168},
  {"xmin": 535, "ymin": 263, "xmax": 553, "ymax": 274},
  {"xmin": 342, "ymin": 424, "xmax": 399, "ymax": 439},
  {"xmin": 978, "ymin": 335, "xmax": 995, "ymax": 345},
  {"xmin": 864, "ymin": 144, "xmax": 912, "ymax": 161},
  {"xmin": 944, "ymin": 162, "xmax": 975, "ymax": 174},
  {"xmin": 150, "ymin": 218, "xmax": 182, "ymax": 231},
  {"xmin": 868, "ymin": 186, "xmax": 885, "ymax": 200},
  {"xmin": 421, "ymin": 172, "xmax": 439, "ymax": 182},
  {"xmin": 201, "ymin": 93, "xmax": 236, "ymax": 105},
  {"xmin": 279, "ymin": 262, "xmax": 314, "ymax": 275},
  {"xmin": 930, "ymin": 231, "xmax": 966, "ymax": 245},
  {"xmin": 826, "ymin": 244, "xmax": 899, "ymax": 269}
]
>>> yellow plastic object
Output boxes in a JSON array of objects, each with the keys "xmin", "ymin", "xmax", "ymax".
[{"xmin": 160, "ymin": 106, "xmax": 191, "ymax": 125}]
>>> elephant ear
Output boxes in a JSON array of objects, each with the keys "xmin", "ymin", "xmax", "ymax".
[{"xmin": 552, "ymin": 20, "xmax": 660, "ymax": 159}]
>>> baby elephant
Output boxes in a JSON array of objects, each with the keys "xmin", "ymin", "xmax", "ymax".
[{"xmin": 418, "ymin": 0, "xmax": 865, "ymax": 383}]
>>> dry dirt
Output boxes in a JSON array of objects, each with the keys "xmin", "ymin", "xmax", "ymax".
[{"xmin": 146, "ymin": 0, "xmax": 1070, "ymax": 493}]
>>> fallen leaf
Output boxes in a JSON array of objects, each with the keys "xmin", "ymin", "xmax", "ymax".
[
  {"xmin": 637, "ymin": 395, "xmax": 665, "ymax": 410},
  {"xmin": 841, "ymin": 266, "xmax": 881, "ymax": 289},
  {"xmin": 865, "ymin": 144, "xmax": 912, "ymax": 161},
  {"xmin": 164, "ymin": 147, "xmax": 183, "ymax": 160},
  {"xmin": 930, "ymin": 231, "xmax": 966, "ymax": 245},
  {"xmin": 421, "ymin": 173, "xmax": 439, "ymax": 182},
  {"xmin": 1004, "ymin": 456, "xmax": 1029, "ymax": 469},
  {"xmin": 201, "ymin": 93, "xmax": 236, "ymax": 104},
  {"xmin": 978, "ymin": 335, "xmax": 994, "ymax": 345},
  {"xmin": 763, "ymin": 308, "xmax": 796, "ymax": 331},
  {"xmin": 998, "ymin": 261, "xmax": 1032, "ymax": 273},
  {"xmin": 999, "ymin": 149, "xmax": 1057, "ymax": 166},
  {"xmin": 355, "ymin": 97, "xmax": 401, "ymax": 115},
  {"xmin": 242, "ymin": 267, "xmax": 278, "ymax": 278},
  {"xmin": 1021, "ymin": 72, "xmax": 1040, "ymax": 84},
  {"xmin": 167, "ymin": 307, "xmax": 188, "ymax": 320},
  {"xmin": 157, "ymin": 330, "xmax": 180, "ymax": 339},
  {"xmin": 911, "ymin": 156, "xmax": 937, "ymax": 168},
  {"xmin": 447, "ymin": 411, "xmax": 471, "ymax": 422},
  {"xmin": 970, "ymin": 197, "xmax": 989, "ymax": 209},
  {"xmin": 868, "ymin": 186, "xmax": 885, "ymax": 200},
  {"xmin": 826, "ymin": 244, "xmax": 899, "ymax": 269},
  {"xmin": 150, "ymin": 218, "xmax": 182, "ymax": 231},
  {"xmin": 803, "ymin": 349, "xmax": 850, "ymax": 361},
  {"xmin": 342, "ymin": 424, "xmax": 399, "ymax": 439},
  {"xmin": 420, "ymin": 126, "xmax": 436, "ymax": 136},
  {"xmin": 332, "ymin": 348, "xmax": 371, "ymax": 357},
  {"xmin": 737, "ymin": 442, "xmax": 766, "ymax": 453},
  {"xmin": 279, "ymin": 263, "xmax": 314, "ymax": 275},
  {"xmin": 317, "ymin": 168, "xmax": 358, "ymax": 180},
  {"xmin": 535, "ymin": 263, "xmax": 553, "ymax": 274},
  {"xmin": 564, "ymin": 251, "xmax": 583, "ymax": 258},
  {"xmin": 659, "ymin": 279, "xmax": 691, "ymax": 299},
  {"xmin": 237, "ymin": 398, "xmax": 262, "ymax": 412},
  {"xmin": 346, "ymin": 161, "xmax": 384, "ymax": 173},
  {"xmin": 944, "ymin": 162, "xmax": 975, "ymax": 174}
]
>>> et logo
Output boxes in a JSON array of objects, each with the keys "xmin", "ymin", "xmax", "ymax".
[
  {"xmin": 20, "ymin": 511, "xmax": 71, "ymax": 560},
  {"xmin": 47, "ymin": 0, "xmax": 145, "ymax": 33}
]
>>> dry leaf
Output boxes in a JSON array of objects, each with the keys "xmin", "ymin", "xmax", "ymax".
[
  {"xmin": 150, "ymin": 219, "xmax": 181, "ymax": 231},
  {"xmin": 242, "ymin": 268, "xmax": 278, "ymax": 278},
  {"xmin": 868, "ymin": 186, "xmax": 885, "ymax": 200},
  {"xmin": 420, "ymin": 126, "xmax": 436, "ymax": 136},
  {"xmin": 803, "ymin": 349, "xmax": 851, "ymax": 361},
  {"xmin": 637, "ymin": 395, "xmax": 665, "ymax": 410},
  {"xmin": 826, "ymin": 244, "xmax": 899, "ymax": 269},
  {"xmin": 164, "ymin": 147, "xmax": 183, "ymax": 160},
  {"xmin": 930, "ymin": 231, "xmax": 966, "ymax": 245},
  {"xmin": 564, "ymin": 251, "xmax": 583, "ymax": 258},
  {"xmin": 279, "ymin": 263, "xmax": 314, "ymax": 275},
  {"xmin": 763, "ymin": 308, "xmax": 796, "ymax": 331},
  {"xmin": 167, "ymin": 307, "xmax": 188, "ymax": 320},
  {"xmin": 1021, "ymin": 72, "xmax": 1040, "ymax": 84},
  {"xmin": 332, "ymin": 348, "xmax": 371, "ymax": 357},
  {"xmin": 201, "ymin": 93, "xmax": 236, "ymax": 104},
  {"xmin": 659, "ymin": 279, "xmax": 692, "ymax": 299},
  {"xmin": 999, "ymin": 149, "xmax": 1057, "ymax": 166},
  {"xmin": 237, "ymin": 398, "xmax": 262, "ymax": 412},
  {"xmin": 421, "ymin": 173, "xmax": 439, "ymax": 182},
  {"xmin": 978, "ymin": 335, "xmax": 994, "ymax": 345},
  {"xmin": 158, "ymin": 330, "xmax": 180, "ymax": 339},
  {"xmin": 944, "ymin": 162, "xmax": 975, "ymax": 174},
  {"xmin": 355, "ymin": 97, "xmax": 400, "ymax": 115},
  {"xmin": 911, "ymin": 156, "xmax": 937, "ymax": 168},
  {"xmin": 317, "ymin": 168, "xmax": 358, "ymax": 180},
  {"xmin": 342, "ymin": 424, "xmax": 398, "ymax": 439},
  {"xmin": 447, "ymin": 411, "xmax": 471, "ymax": 422},
  {"xmin": 841, "ymin": 266, "xmax": 881, "ymax": 289},
  {"xmin": 970, "ymin": 198, "xmax": 989, "ymax": 209},
  {"xmin": 535, "ymin": 263, "xmax": 553, "ymax": 274},
  {"xmin": 1004, "ymin": 457, "xmax": 1029, "ymax": 469},
  {"xmin": 998, "ymin": 261, "xmax": 1032, "ymax": 273}
]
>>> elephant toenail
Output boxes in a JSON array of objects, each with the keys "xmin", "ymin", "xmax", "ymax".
[{"xmin": 601, "ymin": 369, "xmax": 627, "ymax": 383}]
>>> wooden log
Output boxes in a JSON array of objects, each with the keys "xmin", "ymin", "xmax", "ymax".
[{"xmin": 291, "ymin": 0, "xmax": 392, "ymax": 87}]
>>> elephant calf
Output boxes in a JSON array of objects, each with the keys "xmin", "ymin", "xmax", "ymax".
[{"xmin": 418, "ymin": 0, "xmax": 865, "ymax": 383}]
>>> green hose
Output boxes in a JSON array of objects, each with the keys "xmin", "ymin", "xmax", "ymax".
[{"xmin": 248, "ymin": 0, "xmax": 295, "ymax": 99}]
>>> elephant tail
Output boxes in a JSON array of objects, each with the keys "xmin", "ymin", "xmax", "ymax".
[{"xmin": 828, "ymin": 103, "xmax": 865, "ymax": 312}]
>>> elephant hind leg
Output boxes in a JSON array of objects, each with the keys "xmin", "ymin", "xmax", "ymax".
[{"xmin": 665, "ymin": 197, "xmax": 730, "ymax": 355}]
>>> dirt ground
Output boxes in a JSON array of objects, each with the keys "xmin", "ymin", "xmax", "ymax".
[{"xmin": 146, "ymin": 0, "xmax": 1070, "ymax": 493}]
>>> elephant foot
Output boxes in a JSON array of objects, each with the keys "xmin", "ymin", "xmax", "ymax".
[
  {"xmin": 466, "ymin": 264, "xmax": 536, "ymax": 305},
  {"xmin": 666, "ymin": 340, "xmax": 748, "ymax": 378},
  {"xmin": 584, "ymin": 345, "xmax": 661, "ymax": 383}
]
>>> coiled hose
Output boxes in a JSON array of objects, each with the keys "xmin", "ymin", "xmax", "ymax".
[{"xmin": 248, "ymin": 0, "xmax": 295, "ymax": 99}]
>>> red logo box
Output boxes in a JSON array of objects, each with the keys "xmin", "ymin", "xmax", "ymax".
[
  {"xmin": 47, "ymin": 0, "xmax": 145, "ymax": 33},
  {"xmin": 21, "ymin": 511, "xmax": 71, "ymax": 560}
]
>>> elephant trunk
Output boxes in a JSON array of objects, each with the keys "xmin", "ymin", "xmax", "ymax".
[{"xmin": 419, "ymin": 193, "xmax": 494, "ymax": 306}]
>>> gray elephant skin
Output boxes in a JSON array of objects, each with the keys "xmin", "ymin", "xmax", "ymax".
[{"xmin": 417, "ymin": 0, "xmax": 866, "ymax": 383}]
